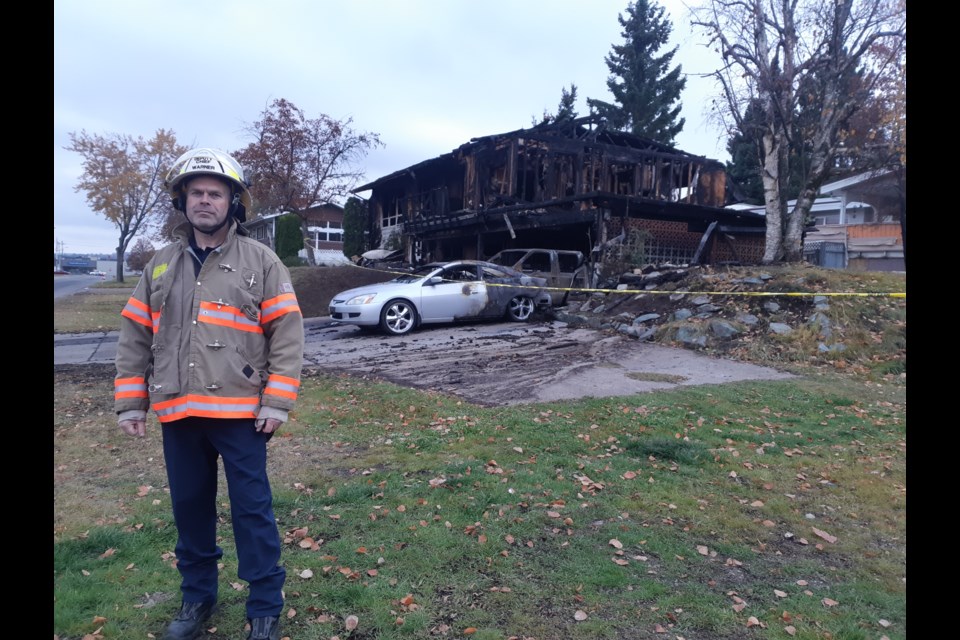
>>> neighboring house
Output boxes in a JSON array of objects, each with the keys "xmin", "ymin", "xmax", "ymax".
[
  {"xmin": 352, "ymin": 116, "xmax": 768, "ymax": 274},
  {"xmin": 728, "ymin": 168, "xmax": 905, "ymax": 271},
  {"xmin": 244, "ymin": 203, "xmax": 351, "ymax": 266}
]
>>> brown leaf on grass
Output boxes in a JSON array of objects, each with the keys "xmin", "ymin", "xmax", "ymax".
[
  {"xmin": 696, "ymin": 545, "xmax": 709, "ymax": 556},
  {"xmin": 732, "ymin": 603, "xmax": 746, "ymax": 612},
  {"xmin": 92, "ymin": 616, "xmax": 107, "ymax": 625},
  {"xmin": 299, "ymin": 569, "xmax": 314, "ymax": 579},
  {"xmin": 136, "ymin": 485, "xmax": 151, "ymax": 497},
  {"xmin": 505, "ymin": 534, "xmax": 515, "ymax": 544},
  {"xmin": 812, "ymin": 527, "xmax": 837, "ymax": 543},
  {"xmin": 367, "ymin": 569, "xmax": 378, "ymax": 576},
  {"xmin": 356, "ymin": 546, "xmax": 367, "ymax": 554},
  {"xmin": 477, "ymin": 534, "xmax": 487, "ymax": 544},
  {"xmin": 609, "ymin": 539, "xmax": 623, "ymax": 549},
  {"xmin": 345, "ymin": 615, "xmax": 359, "ymax": 631},
  {"xmin": 822, "ymin": 598, "xmax": 839, "ymax": 607},
  {"xmin": 746, "ymin": 616, "xmax": 766, "ymax": 627},
  {"xmin": 774, "ymin": 589, "xmax": 787, "ymax": 598},
  {"xmin": 654, "ymin": 623, "xmax": 668, "ymax": 632},
  {"xmin": 784, "ymin": 625, "xmax": 797, "ymax": 635},
  {"xmin": 400, "ymin": 594, "xmax": 415, "ymax": 606},
  {"xmin": 99, "ymin": 548, "xmax": 116, "ymax": 559},
  {"xmin": 574, "ymin": 610, "xmax": 588, "ymax": 621},
  {"xmin": 623, "ymin": 471, "xmax": 637, "ymax": 479},
  {"xmin": 464, "ymin": 627, "xmax": 477, "ymax": 634},
  {"xmin": 286, "ymin": 608, "xmax": 296, "ymax": 618},
  {"xmin": 231, "ymin": 582, "xmax": 245, "ymax": 591}
]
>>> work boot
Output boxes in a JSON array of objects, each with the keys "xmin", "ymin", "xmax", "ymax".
[
  {"xmin": 247, "ymin": 615, "xmax": 281, "ymax": 640},
  {"xmin": 162, "ymin": 600, "xmax": 217, "ymax": 640}
]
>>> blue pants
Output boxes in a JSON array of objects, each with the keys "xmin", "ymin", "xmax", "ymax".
[{"xmin": 161, "ymin": 417, "xmax": 285, "ymax": 618}]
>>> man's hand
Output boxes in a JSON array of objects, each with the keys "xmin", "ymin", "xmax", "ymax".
[
  {"xmin": 255, "ymin": 417, "xmax": 283, "ymax": 435},
  {"xmin": 119, "ymin": 418, "xmax": 146, "ymax": 437}
]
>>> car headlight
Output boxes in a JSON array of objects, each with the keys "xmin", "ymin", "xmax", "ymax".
[{"xmin": 346, "ymin": 293, "xmax": 378, "ymax": 305}]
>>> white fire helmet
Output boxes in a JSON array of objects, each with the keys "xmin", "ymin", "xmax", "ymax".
[{"xmin": 165, "ymin": 148, "xmax": 253, "ymax": 221}]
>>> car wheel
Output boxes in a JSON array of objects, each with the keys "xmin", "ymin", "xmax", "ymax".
[
  {"xmin": 380, "ymin": 299, "xmax": 418, "ymax": 335},
  {"xmin": 506, "ymin": 296, "xmax": 535, "ymax": 321}
]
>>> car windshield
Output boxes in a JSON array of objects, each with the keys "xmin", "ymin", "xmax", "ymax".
[{"xmin": 390, "ymin": 264, "xmax": 441, "ymax": 283}]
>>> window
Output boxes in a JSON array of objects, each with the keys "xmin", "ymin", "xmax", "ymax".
[
  {"xmin": 309, "ymin": 220, "xmax": 344, "ymax": 244},
  {"xmin": 383, "ymin": 201, "xmax": 402, "ymax": 229}
]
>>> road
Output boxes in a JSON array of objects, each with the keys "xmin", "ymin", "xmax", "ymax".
[{"xmin": 54, "ymin": 274, "xmax": 107, "ymax": 299}]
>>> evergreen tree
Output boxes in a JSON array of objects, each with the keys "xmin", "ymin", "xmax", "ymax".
[
  {"xmin": 342, "ymin": 196, "xmax": 368, "ymax": 259},
  {"xmin": 725, "ymin": 99, "xmax": 765, "ymax": 205},
  {"xmin": 587, "ymin": 0, "xmax": 686, "ymax": 145},
  {"xmin": 275, "ymin": 213, "xmax": 303, "ymax": 260},
  {"xmin": 534, "ymin": 83, "xmax": 579, "ymax": 126}
]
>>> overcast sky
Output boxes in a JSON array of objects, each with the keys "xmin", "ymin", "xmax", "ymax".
[{"xmin": 54, "ymin": 0, "xmax": 729, "ymax": 256}]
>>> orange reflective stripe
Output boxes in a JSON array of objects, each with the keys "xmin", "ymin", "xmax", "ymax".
[
  {"xmin": 121, "ymin": 297, "xmax": 153, "ymax": 330},
  {"xmin": 198, "ymin": 301, "xmax": 263, "ymax": 334},
  {"xmin": 152, "ymin": 394, "xmax": 259, "ymax": 423},
  {"xmin": 114, "ymin": 376, "xmax": 148, "ymax": 400},
  {"xmin": 263, "ymin": 374, "xmax": 300, "ymax": 400},
  {"xmin": 261, "ymin": 293, "xmax": 301, "ymax": 324}
]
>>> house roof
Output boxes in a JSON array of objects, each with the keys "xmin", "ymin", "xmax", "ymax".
[
  {"xmin": 819, "ymin": 169, "xmax": 896, "ymax": 195},
  {"xmin": 353, "ymin": 116, "xmax": 711, "ymax": 194}
]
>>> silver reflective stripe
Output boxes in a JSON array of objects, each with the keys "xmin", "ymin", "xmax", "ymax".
[{"xmin": 200, "ymin": 308, "xmax": 260, "ymax": 330}]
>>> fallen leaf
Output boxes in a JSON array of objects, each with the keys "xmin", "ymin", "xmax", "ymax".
[
  {"xmin": 879, "ymin": 619, "xmax": 891, "ymax": 628},
  {"xmin": 574, "ymin": 610, "xmax": 588, "ymax": 621},
  {"xmin": 785, "ymin": 625, "xmax": 796, "ymax": 635},
  {"xmin": 696, "ymin": 545, "xmax": 709, "ymax": 556},
  {"xmin": 746, "ymin": 616, "xmax": 765, "ymax": 627},
  {"xmin": 286, "ymin": 608, "xmax": 296, "ymax": 618},
  {"xmin": 774, "ymin": 589, "xmax": 787, "ymax": 598},
  {"xmin": 92, "ymin": 616, "xmax": 107, "ymax": 625},
  {"xmin": 99, "ymin": 548, "xmax": 116, "ymax": 559},
  {"xmin": 345, "ymin": 615, "xmax": 359, "ymax": 631},
  {"xmin": 732, "ymin": 603, "xmax": 746, "ymax": 613},
  {"xmin": 464, "ymin": 627, "xmax": 477, "ymax": 634},
  {"xmin": 609, "ymin": 539, "xmax": 623, "ymax": 549},
  {"xmin": 299, "ymin": 569, "xmax": 313, "ymax": 579},
  {"xmin": 822, "ymin": 597, "xmax": 839, "ymax": 607}
]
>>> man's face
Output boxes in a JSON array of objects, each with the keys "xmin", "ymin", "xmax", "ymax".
[{"xmin": 184, "ymin": 176, "xmax": 232, "ymax": 233}]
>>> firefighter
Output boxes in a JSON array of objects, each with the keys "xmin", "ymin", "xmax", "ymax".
[{"xmin": 114, "ymin": 147, "xmax": 303, "ymax": 640}]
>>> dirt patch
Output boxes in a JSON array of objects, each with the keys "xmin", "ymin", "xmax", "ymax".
[{"xmin": 300, "ymin": 319, "xmax": 795, "ymax": 407}]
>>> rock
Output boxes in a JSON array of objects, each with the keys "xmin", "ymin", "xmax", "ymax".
[{"xmin": 769, "ymin": 322, "xmax": 793, "ymax": 335}]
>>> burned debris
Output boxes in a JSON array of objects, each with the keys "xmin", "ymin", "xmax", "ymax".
[{"xmin": 353, "ymin": 116, "xmax": 767, "ymax": 281}]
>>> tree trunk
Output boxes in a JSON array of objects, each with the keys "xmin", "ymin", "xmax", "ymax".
[
  {"xmin": 115, "ymin": 245, "xmax": 125, "ymax": 284},
  {"xmin": 299, "ymin": 214, "xmax": 316, "ymax": 266},
  {"xmin": 760, "ymin": 128, "xmax": 787, "ymax": 264}
]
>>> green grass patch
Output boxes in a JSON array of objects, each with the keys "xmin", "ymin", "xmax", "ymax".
[{"xmin": 55, "ymin": 369, "xmax": 906, "ymax": 639}]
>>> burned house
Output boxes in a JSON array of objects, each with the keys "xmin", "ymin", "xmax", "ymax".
[{"xmin": 353, "ymin": 116, "xmax": 767, "ymax": 275}]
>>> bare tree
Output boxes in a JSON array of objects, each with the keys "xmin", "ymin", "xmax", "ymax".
[
  {"xmin": 66, "ymin": 129, "xmax": 186, "ymax": 282},
  {"xmin": 691, "ymin": 0, "xmax": 905, "ymax": 263},
  {"xmin": 234, "ymin": 99, "xmax": 383, "ymax": 266},
  {"xmin": 125, "ymin": 237, "xmax": 157, "ymax": 273}
]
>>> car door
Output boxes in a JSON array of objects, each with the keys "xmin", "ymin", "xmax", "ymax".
[{"xmin": 418, "ymin": 264, "xmax": 488, "ymax": 322}]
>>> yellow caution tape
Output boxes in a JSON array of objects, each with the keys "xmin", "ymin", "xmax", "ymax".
[{"xmin": 341, "ymin": 261, "xmax": 906, "ymax": 299}]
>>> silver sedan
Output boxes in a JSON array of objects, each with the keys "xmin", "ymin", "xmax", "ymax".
[{"xmin": 329, "ymin": 260, "xmax": 552, "ymax": 335}]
